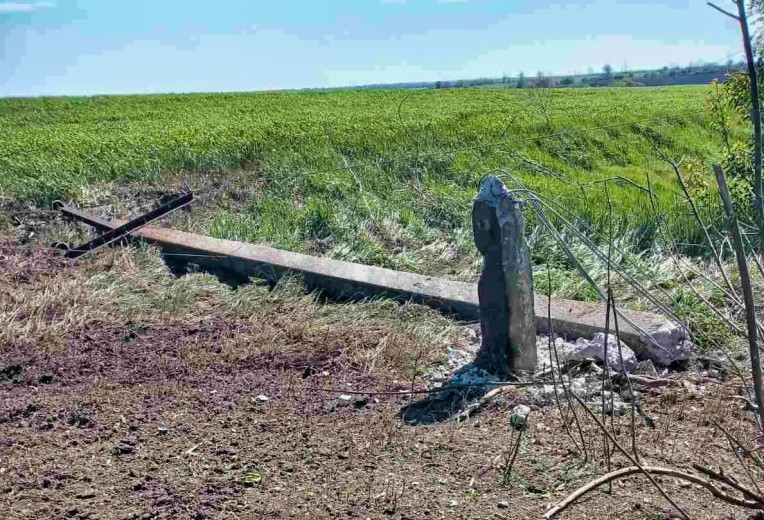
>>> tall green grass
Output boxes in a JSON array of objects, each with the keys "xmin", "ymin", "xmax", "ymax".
[{"xmin": 0, "ymin": 85, "xmax": 737, "ymax": 273}]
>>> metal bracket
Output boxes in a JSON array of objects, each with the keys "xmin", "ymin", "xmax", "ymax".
[{"xmin": 60, "ymin": 191, "xmax": 194, "ymax": 259}]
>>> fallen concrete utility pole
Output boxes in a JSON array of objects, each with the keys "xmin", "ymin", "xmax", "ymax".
[{"xmin": 61, "ymin": 206, "xmax": 691, "ymax": 365}]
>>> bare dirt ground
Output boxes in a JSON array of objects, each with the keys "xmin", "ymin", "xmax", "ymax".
[{"xmin": 1, "ymin": 208, "xmax": 763, "ymax": 520}]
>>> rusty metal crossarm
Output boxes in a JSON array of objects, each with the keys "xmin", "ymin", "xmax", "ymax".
[
  {"xmin": 60, "ymin": 191, "xmax": 193, "ymax": 259},
  {"xmin": 58, "ymin": 205, "xmax": 115, "ymax": 232}
]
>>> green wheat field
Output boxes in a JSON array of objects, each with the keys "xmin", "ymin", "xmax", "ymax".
[{"xmin": 0, "ymin": 85, "xmax": 736, "ymax": 272}]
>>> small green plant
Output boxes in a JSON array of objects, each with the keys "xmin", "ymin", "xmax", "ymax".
[
  {"xmin": 240, "ymin": 467, "xmax": 262, "ymax": 487},
  {"xmin": 551, "ymin": 457, "xmax": 599, "ymax": 490},
  {"xmin": 500, "ymin": 470, "xmax": 528, "ymax": 490},
  {"xmin": 529, "ymin": 453, "xmax": 552, "ymax": 473},
  {"xmin": 302, "ymin": 447, "xmax": 317, "ymax": 469},
  {"xmin": 405, "ymin": 355, "xmax": 424, "ymax": 377},
  {"xmin": 435, "ymin": 444, "xmax": 449, "ymax": 458}
]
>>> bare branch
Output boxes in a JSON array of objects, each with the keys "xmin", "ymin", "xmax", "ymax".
[
  {"xmin": 587, "ymin": 176, "xmax": 652, "ymax": 193},
  {"xmin": 546, "ymin": 262, "xmax": 586, "ymax": 456},
  {"xmin": 708, "ymin": 1, "xmax": 741, "ymax": 20},
  {"xmin": 568, "ymin": 392, "xmax": 691, "ymax": 519},
  {"xmin": 543, "ymin": 465, "xmax": 762, "ymax": 519},
  {"xmin": 610, "ymin": 290, "xmax": 640, "ymax": 463},
  {"xmin": 501, "ymin": 418, "xmax": 526, "ymax": 484},
  {"xmin": 734, "ymin": 0, "xmax": 764, "ymax": 255},
  {"xmin": 654, "ymin": 146, "xmax": 741, "ymax": 304},
  {"xmin": 714, "ymin": 165, "xmax": 764, "ymax": 430},
  {"xmin": 692, "ymin": 464, "xmax": 764, "ymax": 504}
]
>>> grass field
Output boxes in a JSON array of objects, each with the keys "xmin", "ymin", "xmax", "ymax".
[{"xmin": 0, "ymin": 86, "xmax": 734, "ymax": 269}]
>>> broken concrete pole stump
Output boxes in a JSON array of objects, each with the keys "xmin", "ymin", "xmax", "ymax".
[{"xmin": 473, "ymin": 176, "xmax": 537, "ymax": 378}]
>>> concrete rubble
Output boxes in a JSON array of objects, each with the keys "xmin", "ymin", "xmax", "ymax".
[
  {"xmin": 509, "ymin": 404, "xmax": 531, "ymax": 429},
  {"xmin": 538, "ymin": 329, "xmax": 691, "ymax": 370},
  {"xmin": 450, "ymin": 364, "xmax": 500, "ymax": 387},
  {"xmin": 422, "ymin": 326, "xmax": 666, "ymax": 415},
  {"xmin": 433, "ymin": 324, "xmax": 692, "ymax": 394},
  {"xmin": 639, "ymin": 322, "xmax": 694, "ymax": 365},
  {"xmin": 540, "ymin": 333, "xmax": 638, "ymax": 373}
]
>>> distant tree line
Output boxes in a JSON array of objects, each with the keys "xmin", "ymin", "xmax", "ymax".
[
  {"xmin": 452, "ymin": 60, "xmax": 742, "ymax": 90},
  {"xmin": 295, "ymin": 60, "xmax": 746, "ymax": 94}
]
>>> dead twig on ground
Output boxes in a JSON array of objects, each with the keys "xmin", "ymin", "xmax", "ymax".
[
  {"xmin": 692, "ymin": 464, "xmax": 764, "ymax": 505},
  {"xmin": 569, "ymin": 391, "xmax": 691, "ymax": 518},
  {"xmin": 717, "ymin": 422, "xmax": 764, "ymax": 497},
  {"xmin": 184, "ymin": 443, "xmax": 202, "ymax": 456},
  {"xmin": 455, "ymin": 386, "xmax": 515, "ymax": 422},
  {"xmin": 543, "ymin": 465, "xmax": 763, "ymax": 519},
  {"xmin": 624, "ymin": 374, "xmax": 677, "ymax": 386},
  {"xmin": 731, "ymin": 395, "xmax": 761, "ymax": 413}
]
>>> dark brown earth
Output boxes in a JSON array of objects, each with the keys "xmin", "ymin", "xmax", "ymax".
[{"xmin": 1, "ymin": 237, "xmax": 763, "ymax": 520}]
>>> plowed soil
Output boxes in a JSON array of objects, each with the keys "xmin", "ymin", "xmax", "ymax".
[{"xmin": 1, "ymin": 241, "xmax": 763, "ymax": 520}]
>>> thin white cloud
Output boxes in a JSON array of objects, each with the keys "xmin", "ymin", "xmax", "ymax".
[{"xmin": 0, "ymin": 1, "xmax": 55, "ymax": 13}]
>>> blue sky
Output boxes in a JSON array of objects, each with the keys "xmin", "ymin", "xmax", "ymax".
[{"xmin": 0, "ymin": 0, "xmax": 747, "ymax": 96}]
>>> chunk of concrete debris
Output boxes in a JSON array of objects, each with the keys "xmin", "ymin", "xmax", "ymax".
[
  {"xmin": 330, "ymin": 394, "xmax": 368, "ymax": 410},
  {"xmin": 463, "ymin": 327, "xmax": 479, "ymax": 345},
  {"xmin": 526, "ymin": 377, "xmax": 589, "ymax": 406},
  {"xmin": 633, "ymin": 360, "xmax": 658, "ymax": 376},
  {"xmin": 450, "ymin": 364, "xmax": 500, "ymax": 387},
  {"xmin": 561, "ymin": 333, "xmax": 637, "ymax": 373},
  {"xmin": 252, "ymin": 395, "xmax": 269, "ymax": 404},
  {"xmin": 592, "ymin": 391, "xmax": 628, "ymax": 416},
  {"xmin": 534, "ymin": 336, "xmax": 562, "ymax": 369},
  {"xmin": 509, "ymin": 404, "xmax": 531, "ymax": 429},
  {"xmin": 444, "ymin": 346, "xmax": 476, "ymax": 371},
  {"xmin": 640, "ymin": 323, "xmax": 693, "ymax": 365}
]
